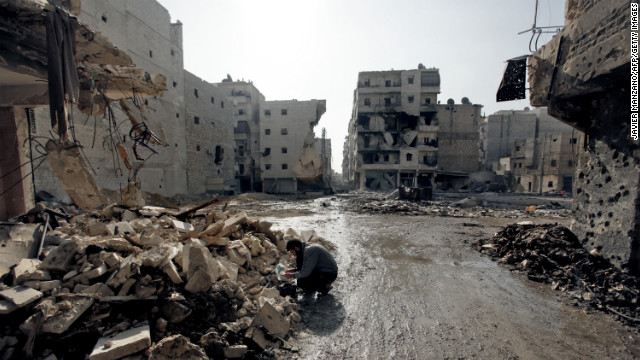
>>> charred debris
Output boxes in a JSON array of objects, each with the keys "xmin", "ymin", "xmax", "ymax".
[{"xmin": 0, "ymin": 189, "xmax": 334, "ymax": 359}]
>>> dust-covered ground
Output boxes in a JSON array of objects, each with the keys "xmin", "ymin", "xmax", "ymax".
[{"xmin": 232, "ymin": 192, "xmax": 640, "ymax": 359}]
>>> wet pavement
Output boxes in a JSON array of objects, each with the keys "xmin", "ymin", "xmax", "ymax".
[{"xmin": 239, "ymin": 195, "xmax": 640, "ymax": 359}]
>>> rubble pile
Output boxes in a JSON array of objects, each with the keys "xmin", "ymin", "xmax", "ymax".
[
  {"xmin": 0, "ymin": 199, "xmax": 329, "ymax": 359},
  {"xmin": 475, "ymin": 224, "xmax": 640, "ymax": 325},
  {"xmin": 345, "ymin": 194, "xmax": 570, "ymax": 219}
]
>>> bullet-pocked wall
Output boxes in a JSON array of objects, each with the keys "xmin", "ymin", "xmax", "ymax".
[{"xmin": 528, "ymin": 0, "xmax": 638, "ymax": 272}]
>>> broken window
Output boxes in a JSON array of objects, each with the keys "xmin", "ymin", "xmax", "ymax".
[
  {"xmin": 238, "ymin": 109, "xmax": 245, "ymax": 115},
  {"xmin": 408, "ymin": 77, "xmax": 414, "ymax": 84},
  {"xmin": 548, "ymin": 181, "xmax": 554, "ymax": 187},
  {"xmin": 568, "ymin": 160, "xmax": 574, "ymax": 166},
  {"xmin": 265, "ymin": 129, "xmax": 271, "ymax": 135},
  {"xmin": 281, "ymin": 147, "xmax": 287, "ymax": 154},
  {"xmin": 424, "ymin": 98, "xmax": 431, "ymax": 105},
  {"xmin": 385, "ymin": 80, "xmax": 391, "ymax": 87},
  {"xmin": 408, "ymin": 96, "xmax": 414, "ymax": 103},
  {"xmin": 211, "ymin": 97, "xmax": 214, "ymax": 103},
  {"xmin": 282, "ymin": 164, "xmax": 288, "ymax": 170},
  {"xmin": 173, "ymin": 81, "xmax": 177, "ymax": 88},
  {"xmin": 263, "ymin": 148, "xmax": 271, "ymax": 156},
  {"xmin": 265, "ymin": 109, "xmax": 271, "ymax": 116},
  {"xmin": 358, "ymin": 115, "xmax": 370, "ymax": 129},
  {"xmin": 221, "ymin": 101, "xmax": 224, "ymax": 108},
  {"xmin": 551, "ymin": 159, "xmax": 558, "ymax": 167},
  {"xmin": 196, "ymin": 145, "xmax": 201, "ymax": 151},
  {"xmin": 517, "ymin": 177, "xmax": 521, "ymax": 184},
  {"xmin": 281, "ymin": 109, "xmax": 288, "ymax": 115},
  {"xmin": 171, "ymin": 49, "xmax": 175, "ymax": 56},
  {"xmin": 215, "ymin": 146, "xmax": 223, "ymax": 165},
  {"xmin": 364, "ymin": 98, "xmax": 371, "ymax": 106},
  {"xmin": 238, "ymin": 146, "xmax": 244, "ymax": 156},
  {"xmin": 384, "ymin": 98, "xmax": 391, "ymax": 106},
  {"xmin": 149, "ymin": 50, "xmax": 153, "ymax": 58},
  {"xmin": 406, "ymin": 153, "xmax": 413, "ymax": 161},
  {"xmin": 281, "ymin": 128, "xmax": 288, "ymax": 135},
  {"xmin": 239, "ymin": 164, "xmax": 245, "ymax": 174},
  {"xmin": 496, "ymin": 57, "xmax": 527, "ymax": 102},
  {"xmin": 384, "ymin": 154, "xmax": 389, "ymax": 162},
  {"xmin": 194, "ymin": 89, "xmax": 198, "ymax": 98},
  {"xmin": 265, "ymin": 164, "xmax": 271, "ymax": 170},
  {"xmin": 364, "ymin": 136, "xmax": 370, "ymax": 148},
  {"xmin": 194, "ymin": 116, "xmax": 200, "ymax": 124}
]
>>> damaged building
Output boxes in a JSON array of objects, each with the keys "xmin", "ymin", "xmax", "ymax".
[
  {"xmin": 217, "ymin": 79, "xmax": 265, "ymax": 193},
  {"xmin": 345, "ymin": 66, "xmax": 483, "ymax": 192},
  {"xmin": 259, "ymin": 99, "xmax": 328, "ymax": 194},
  {"xmin": 483, "ymin": 108, "xmax": 582, "ymax": 193},
  {"xmin": 527, "ymin": 0, "xmax": 637, "ymax": 273}
]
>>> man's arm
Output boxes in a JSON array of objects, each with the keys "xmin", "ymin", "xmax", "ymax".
[{"xmin": 295, "ymin": 247, "xmax": 319, "ymax": 279}]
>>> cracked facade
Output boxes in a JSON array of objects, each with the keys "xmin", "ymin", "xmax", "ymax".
[{"xmin": 345, "ymin": 66, "xmax": 482, "ymax": 191}]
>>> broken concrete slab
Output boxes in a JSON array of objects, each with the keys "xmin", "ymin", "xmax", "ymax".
[
  {"xmin": 202, "ymin": 212, "xmax": 247, "ymax": 245},
  {"xmin": 39, "ymin": 241, "xmax": 78, "ymax": 271},
  {"xmin": 41, "ymin": 296, "xmax": 95, "ymax": 334},
  {"xmin": 137, "ymin": 247, "xmax": 170, "ymax": 268},
  {"xmin": 171, "ymin": 219, "xmax": 194, "ymax": 233},
  {"xmin": 147, "ymin": 334, "xmax": 207, "ymax": 359},
  {"xmin": 105, "ymin": 222, "xmax": 135, "ymax": 236},
  {"xmin": 218, "ymin": 256, "xmax": 239, "ymax": 282},
  {"xmin": 162, "ymin": 260, "xmax": 183, "ymax": 284},
  {"xmin": 12, "ymin": 258, "xmax": 45, "ymax": 285},
  {"xmin": 89, "ymin": 325, "xmax": 151, "ymax": 360},
  {"xmin": 251, "ymin": 301, "xmax": 289, "ymax": 338},
  {"xmin": 117, "ymin": 181, "xmax": 145, "ymax": 210},
  {"xmin": 184, "ymin": 268, "xmax": 214, "ymax": 293},
  {"xmin": 224, "ymin": 344, "xmax": 248, "ymax": 358},
  {"xmin": 245, "ymin": 326, "xmax": 282, "ymax": 350},
  {"xmin": 0, "ymin": 286, "xmax": 43, "ymax": 314},
  {"xmin": 45, "ymin": 140, "xmax": 107, "ymax": 211}
]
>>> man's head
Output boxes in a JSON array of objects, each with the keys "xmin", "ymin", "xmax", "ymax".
[{"xmin": 286, "ymin": 239, "xmax": 303, "ymax": 256}]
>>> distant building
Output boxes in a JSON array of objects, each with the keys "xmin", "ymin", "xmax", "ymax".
[
  {"xmin": 509, "ymin": 133, "xmax": 581, "ymax": 193},
  {"xmin": 483, "ymin": 108, "xmax": 576, "ymax": 171},
  {"xmin": 346, "ymin": 66, "xmax": 482, "ymax": 191},
  {"xmin": 259, "ymin": 100, "xmax": 327, "ymax": 193},
  {"xmin": 216, "ymin": 80, "xmax": 265, "ymax": 192}
]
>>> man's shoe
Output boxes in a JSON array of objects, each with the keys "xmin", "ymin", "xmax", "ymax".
[{"xmin": 318, "ymin": 284, "xmax": 332, "ymax": 296}]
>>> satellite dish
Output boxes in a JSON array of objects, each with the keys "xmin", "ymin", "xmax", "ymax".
[{"xmin": 447, "ymin": 98, "xmax": 455, "ymax": 105}]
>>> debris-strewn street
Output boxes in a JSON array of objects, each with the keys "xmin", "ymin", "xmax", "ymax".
[{"xmin": 2, "ymin": 192, "xmax": 640, "ymax": 359}]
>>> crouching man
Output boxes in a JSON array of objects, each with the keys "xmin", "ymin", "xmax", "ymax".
[{"xmin": 282, "ymin": 239, "xmax": 338, "ymax": 295}]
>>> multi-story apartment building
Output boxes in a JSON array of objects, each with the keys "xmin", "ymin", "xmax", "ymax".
[
  {"xmin": 216, "ymin": 80, "xmax": 265, "ymax": 192},
  {"xmin": 259, "ymin": 100, "xmax": 327, "ymax": 194},
  {"xmin": 483, "ymin": 107, "xmax": 577, "ymax": 171},
  {"xmin": 510, "ymin": 133, "xmax": 581, "ymax": 193},
  {"xmin": 346, "ymin": 66, "xmax": 482, "ymax": 191}
]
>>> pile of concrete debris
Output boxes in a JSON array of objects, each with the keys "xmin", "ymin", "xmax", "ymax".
[
  {"xmin": 475, "ymin": 224, "xmax": 640, "ymax": 326},
  {"xmin": 345, "ymin": 195, "xmax": 570, "ymax": 219},
  {"xmin": 0, "ymin": 196, "xmax": 327, "ymax": 359}
]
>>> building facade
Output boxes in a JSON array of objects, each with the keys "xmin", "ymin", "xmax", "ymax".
[
  {"xmin": 259, "ymin": 99, "xmax": 327, "ymax": 194},
  {"xmin": 346, "ymin": 66, "xmax": 482, "ymax": 191},
  {"xmin": 216, "ymin": 80, "xmax": 265, "ymax": 192}
]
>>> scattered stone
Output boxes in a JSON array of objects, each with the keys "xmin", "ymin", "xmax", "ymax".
[
  {"xmin": 251, "ymin": 301, "xmax": 290, "ymax": 338},
  {"xmin": 147, "ymin": 334, "xmax": 207, "ymax": 360},
  {"xmin": 0, "ymin": 286, "xmax": 43, "ymax": 314}
]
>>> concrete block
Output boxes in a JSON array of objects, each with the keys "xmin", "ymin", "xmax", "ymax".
[
  {"xmin": 83, "ymin": 264, "xmax": 108, "ymax": 280},
  {"xmin": 251, "ymin": 301, "xmax": 289, "ymax": 338},
  {"xmin": 39, "ymin": 280, "xmax": 61, "ymax": 292},
  {"xmin": 101, "ymin": 252, "xmax": 122, "ymax": 268},
  {"xmin": 202, "ymin": 212, "xmax": 247, "ymax": 245},
  {"xmin": 224, "ymin": 345, "xmax": 248, "ymax": 358},
  {"xmin": 0, "ymin": 286, "xmax": 43, "ymax": 313},
  {"xmin": 88, "ymin": 221, "xmax": 108, "ymax": 236},
  {"xmin": 184, "ymin": 243, "xmax": 219, "ymax": 282},
  {"xmin": 41, "ymin": 297, "xmax": 94, "ymax": 334},
  {"xmin": 162, "ymin": 261, "xmax": 183, "ymax": 284},
  {"xmin": 121, "ymin": 210, "xmax": 138, "ymax": 222},
  {"xmin": 13, "ymin": 258, "xmax": 46, "ymax": 285},
  {"xmin": 147, "ymin": 334, "xmax": 207, "ymax": 359},
  {"xmin": 245, "ymin": 326, "xmax": 281, "ymax": 350},
  {"xmin": 128, "ymin": 218, "xmax": 152, "ymax": 231},
  {"xmin": 105, "ymin": 222, "xmax": 135, "ymax": 236},
  {"xmin": 40, "ymin": 241, "xmax": 78, "ymax": 271},
  {"xmin": 82, "ymin": 282, "xmax": 114, "ymax": 297},
  {"xmin": 184, "ymin": 268, "xmax": 213, "ymax": 293},
  {"xmin": 171, "ymin": 219, "xmax": 194, "ymax": 233},
  {"xmin": 89, "ymin": 325, "xmax": 151, "ymax": 360},
  {"xmin": 137, "ymin": 247, "xmax": 170, "ymax": 267},
  {"xmin": 117, "ymin": 278, "xmax": 136, "ymax": 296},
  {"xmin": 218, "ymin": 256, "xmax": 239, "ymax": 282}
]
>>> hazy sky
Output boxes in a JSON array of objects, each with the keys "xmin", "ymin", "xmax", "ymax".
[{"xmin": 156, "ymin": 0, "xmax": 566, "ymax": 171}]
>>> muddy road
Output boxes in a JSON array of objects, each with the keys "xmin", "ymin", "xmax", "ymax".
[{"xmin": 236, "ymin": 195, "xmax": 640, "ymax": 359}]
